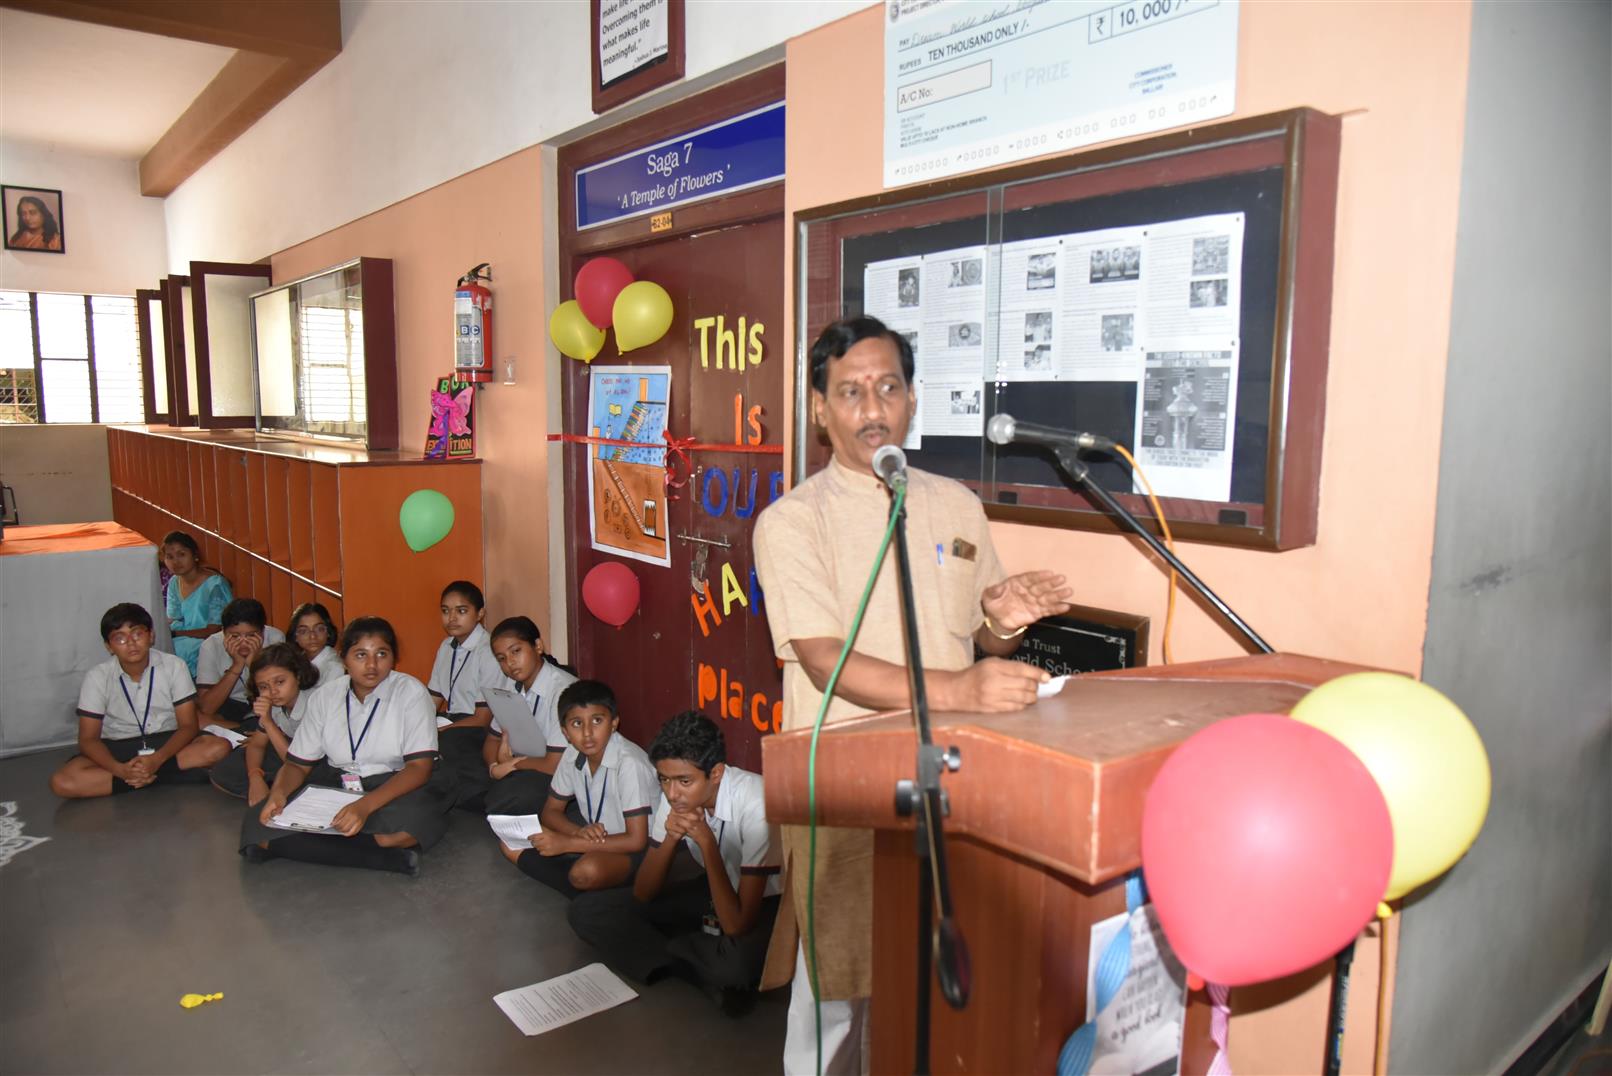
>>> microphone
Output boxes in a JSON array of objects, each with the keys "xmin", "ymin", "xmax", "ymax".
[
  {"xmin": 986, "ymin": 413, "xmax": 1115, "ymax": 453},
  {"xmin": 872, "ymin": 444, "xmax": 908, "ymax": 491}
]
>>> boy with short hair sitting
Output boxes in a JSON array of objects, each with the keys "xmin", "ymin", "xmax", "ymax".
[
  {"xmin": 567, "ymin": 710, "xmax": 781, "ymax": 1013},
  {"xmin": 502, "ymin": 679, "xmax": 660, "ymax": 897},
  {"xmin": 195, "ymin": 598, "xmax": 286, "ymax": 725},
  {"xmin": 50, "ymin": 603, "xmax": 231, "ymax": 798}
]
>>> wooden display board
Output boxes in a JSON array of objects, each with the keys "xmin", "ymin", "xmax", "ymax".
[{"xmin": 795, "ymin": 109, "xmax": 1341, "ymax": 551}]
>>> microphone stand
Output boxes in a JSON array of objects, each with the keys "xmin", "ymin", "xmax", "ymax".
[
  {"xmin": 885, "ymin": 477, "xmax": 971, "ymax": 1076},
  {"xmin": 1049, "ymin": 446, "xmax": 1273, "ymax": 654}
]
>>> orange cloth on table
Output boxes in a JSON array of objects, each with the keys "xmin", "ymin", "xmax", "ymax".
[{"xmin": 0, "ymin": 521, "xmax": 155, "ymax": 556}]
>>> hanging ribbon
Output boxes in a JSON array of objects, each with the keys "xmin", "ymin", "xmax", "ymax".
[
  {"xmin": 545, "ymin": 432, "xmax": 785, "ymax": 499},
  {"xmin": 1207, "ymin": 983, "xmax": 1233, "ymax": 1076},
  {"xmin": 1056, "ymin": 872, "xmax": 1147, "ymax": 1076}
]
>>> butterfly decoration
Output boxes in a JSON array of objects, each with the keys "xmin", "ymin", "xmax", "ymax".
[{"xmin": 426, "ymin": 383, "xmax": 474, "ymax": 458}]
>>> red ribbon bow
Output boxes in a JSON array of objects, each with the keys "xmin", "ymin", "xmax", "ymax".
[{"xmin": 662, "ymin": 430, "xmax": 698, "ymax": 498}]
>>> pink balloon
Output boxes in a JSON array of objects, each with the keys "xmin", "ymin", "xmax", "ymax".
[
  {"xmin": 1141, "ymin": 713, "xmax": 1393, "ymax": 987},
  {"xmin": 574, "ymin": 257, "xmax": 635, "ymax": 329},
  {"xmin": 581, "ymin": 561, "xmax": 640, "ymax": 628}
]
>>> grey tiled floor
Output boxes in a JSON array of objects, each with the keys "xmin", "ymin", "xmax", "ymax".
[{"xmin": 0, "ymin": 749, "xmax": 785, "ymax": 1075}]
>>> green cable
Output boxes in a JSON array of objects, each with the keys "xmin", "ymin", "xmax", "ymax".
[{"xmin": 806, "ymin": 482, "xmax": 906, "ymax": 1076}]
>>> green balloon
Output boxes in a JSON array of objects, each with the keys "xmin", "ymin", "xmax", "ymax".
[{"xmin": 399, "ymin": 489, "xmax": 455, "ymax": 552}]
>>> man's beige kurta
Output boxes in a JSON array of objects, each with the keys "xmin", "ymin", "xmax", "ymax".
[{"xmin": 752, "ymin": 456, "xmax": 1005, "ymax": 999}]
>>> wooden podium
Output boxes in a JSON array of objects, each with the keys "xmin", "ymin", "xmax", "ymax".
[{"xmin": 763, "ymin": 653, "xmax": 1374, "ymax": 1075}]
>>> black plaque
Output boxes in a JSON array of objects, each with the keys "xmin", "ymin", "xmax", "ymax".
[{"xmin": 982, "ymin": 604, "xmax": 1149, "ymax": 676}]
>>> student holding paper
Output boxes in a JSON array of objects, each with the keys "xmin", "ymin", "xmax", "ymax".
[
  {"xmin": 501, "ymin": 680, "xmax": 659, "ymax": 897},
  {"xmin": 480, "ymin": 616, "xmax": 576, "ymax": 815},
  {"xmin": 240, "ymin": 617, "xmax": 454, "ymax": 876}
]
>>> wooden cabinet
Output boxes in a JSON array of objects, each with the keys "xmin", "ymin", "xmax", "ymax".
[{"xmin": 108, "ymin": 427, "xmax": 482, "ymax": 681}]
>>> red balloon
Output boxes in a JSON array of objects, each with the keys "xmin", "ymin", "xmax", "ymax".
[
  {"xmin": 581, "ymin": 560, "xmax": 641, "ymax": 628},
  {"xmin": 574, "ymin": 257, "xmax": 635, "ymax": 329},
  {"xmin": 1141, "ymin": 713, "xmax": 1392, "ymax": 987}
]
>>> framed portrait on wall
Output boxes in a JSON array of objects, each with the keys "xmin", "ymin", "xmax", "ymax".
[{"xmin": 2, "ymin": 185, "xmax": 65, "ymax": 254}]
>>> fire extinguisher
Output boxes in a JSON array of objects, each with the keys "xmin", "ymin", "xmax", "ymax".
[{"xmin": 454, "ymin": 263, "xmax": 493, "ymax": 383}]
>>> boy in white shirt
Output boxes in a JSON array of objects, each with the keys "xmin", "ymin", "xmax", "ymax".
[
  {"xmin": 501, "ymin": 680, "xmax": 659, "ymax": 898},
  {"xmin": 195, "ymin": 598, "xmax": 286, "ymax": 725},
  {"xmin": 50, "ymin": 603, "xmax": 231, "ymax": 798},
  {"xmin": 567, "ymin": 711, "xmax": 781, "ymax": 1014}
]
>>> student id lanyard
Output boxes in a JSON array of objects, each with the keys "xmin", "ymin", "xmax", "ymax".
[
  {"xmin": 119, "ymin": 671, "xmax": 155, "ymax": 753},
  {"xmin": 583, "ymin": 770, "xmax": 609, "ymax": 826},
  {"xmin": 343, "ymin": 691, "xmax": 383, "ymax": 792},
  {"xmin": 698, "ymin": 819, "xmax": 729, "ymax": 935},
  {"xmin": 447, "ymin": 645, "xmax": 470, "ymax": 709}
]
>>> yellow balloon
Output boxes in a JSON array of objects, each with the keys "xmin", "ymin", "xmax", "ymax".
[
  {"xmin": 1291, "ymin": 672, "xmax": 1490, "ymax": 901},
  {"xmin": 611, "ymin": 280, "xmax": 674, "ymax": 353},
  {"xmin": 549, "ymin": 300, "xmax": 605, "ymax": 362}
]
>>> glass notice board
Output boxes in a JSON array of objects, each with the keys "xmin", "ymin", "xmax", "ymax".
[{"xmin": 795, "ymin": 109, "xmax": 1341, "ymax": 551}]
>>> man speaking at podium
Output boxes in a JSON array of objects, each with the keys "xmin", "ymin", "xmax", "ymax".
[{"xmin": 754, "ymin": 316, "xmax": 1072, "ymax": 1074}]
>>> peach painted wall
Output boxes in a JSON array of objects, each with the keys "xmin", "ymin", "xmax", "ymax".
[
  {"xmin": 785, "ymin": 3, "xmax": 1473, "ymax": 1072},
  {"xmin": 269, "ymin": 147, "xmax": 551, "ymax": 641}
]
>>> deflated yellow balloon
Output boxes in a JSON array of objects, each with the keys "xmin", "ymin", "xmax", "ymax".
[
  {"xmin": 549, "ymin": 300, "xmax": 606, "ymax": 363},
  {"xmin": 611, "ymin": 281, "xmax": 674, "ymax": 354},
  {"xmin": 1291, "ymin": 672, "xmax": 1490, "ymax": 901},
  {"xmin": 180, "ymin": 992, "xmax": 223, "ymax": 1009}
]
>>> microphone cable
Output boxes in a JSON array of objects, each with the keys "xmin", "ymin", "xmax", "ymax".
[
  {"xmin": 805, "ymin": 480, "xmax": 905, "ymax": 1076},
  {"xmin": 1109, "ymin": 442, "xmax": 1180, "ymax": 665}
]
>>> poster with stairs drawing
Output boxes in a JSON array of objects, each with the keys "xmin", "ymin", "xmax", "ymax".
[{"xmin": 587, "ymin": 365, "xmax": 672, "ymax": 566}]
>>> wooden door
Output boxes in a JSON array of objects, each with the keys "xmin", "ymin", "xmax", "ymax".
[{"xmin": 563, "ymin": 217, "xmax": 784, "ymax": 770}]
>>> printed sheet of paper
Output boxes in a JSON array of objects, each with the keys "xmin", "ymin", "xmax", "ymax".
[
  {"xmin": 862, "ymin": 254, "xmax": 925, "ymax": 449},
  {"xmin": 1128, "ymin": 215, "xmax": 1244, "ymax": 502},
  {"xmin": 203, "ymin": 724, "xmax": 247, "ymax": 747},
  {"xmin": 1086, "ymin": 905, "xmax": 1189, "ymax": 1076},
  {"xmin": 1134, "ymin": 348, "xmax": 1239, "ymax": 502},
  {"xmin": 997, "ymin": 237, "xmax": 1064, "ymax": 381},
  {"xmin": 487, "ymin": 813, "xmax": 544, "ymax": 852},
  {"xmin": 494, "ymin": 963, "xmax": 639, "ymax": 1036},
  {"xmin": 917, "ymin": 246, "xmax": 989, "ymax": 437},
  {"xmin": 1061, "ymin": 226, "xmax": 1148, "ymax": 382},
  {"xmin": 267, "ymin": 786, "xmax": 364, "ymax": 834}
]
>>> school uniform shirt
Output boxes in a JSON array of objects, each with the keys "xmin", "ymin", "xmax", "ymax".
[
  {"xmin": 286, "ymin": 671, "xmax": 437, "ymax": 778},
  {"xmin": 196, "ymin": 626, "xmax": 288, "ymax": 702},
  {"xmin": 753, "ymin": 456, "xmax": 1006, "ymax": 1000},
  {"xmin": 309, "ymin": 646, "xmax": 344, "ymax": 685},
  {"xmin": 265, "ymin": 690, "xmax": 312, "ymax": 738},
  {"xmin": 427, "ymin": 624, "xmax": 500, "ymax": 715},
  {"xmin": 76, "ymin": 650, "xmax": 197, "ymax": 741},
  {"xmin": 649, "ymin": 764, "xmax": 781, "ymax": 897},
  {"xmin": 479, "ymin": 661, "xmax": 577, "ymax": 753},
  {"xmin": 548, "ymin": 732, "xmax": 660, "ymax": 836}
]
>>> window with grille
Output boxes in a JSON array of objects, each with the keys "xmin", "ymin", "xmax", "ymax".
[
  {"xmin": 0, "ymin": 290, "xmax": 145, "ymax": 424},
  {"xmin": 251, "ymin": 261, "xmax": 369, "ymax": 442}
]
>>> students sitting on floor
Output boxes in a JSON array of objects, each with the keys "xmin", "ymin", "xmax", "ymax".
[
  {"xmin": 501, "ymin": 680, "xmax": 659, "ymax": 898},
  {"xmin": 287, "ymin": 601, "xmax": 344, "ymax": 684},
  {"xmin": 50, "ymin": 603, "xmax": 231, "ymax": 798},
  {"xmin": 161, "ymin": 531, "xmax": 230, "ymax": 678},
  {"xmin": 241, "ymin": 616, "xmax": 455, "ymax": 876},
  {"xmin": 195, "ymin": 598, "xmax": 286, "ymax": 725},
  {"xmin": 567, "ymin": 711, "xmax": 781, "ymax": 1013},
  {"xmin": 480, "ymin": 616, "xmax": 577, "ymax": 815},
  {"xmin": 428, "ymin": 580, "xmax": 501, "ymax": 811},
  {"xmin": 209, "ymin": 643, "xmax": 319, "ymax": 801}
]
